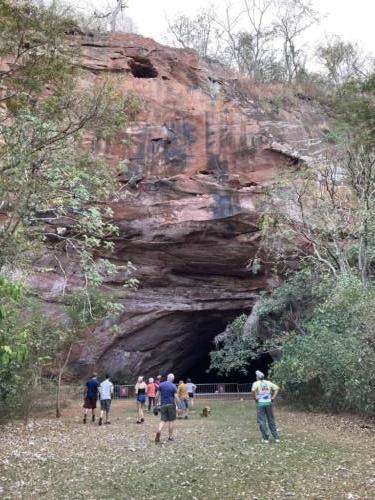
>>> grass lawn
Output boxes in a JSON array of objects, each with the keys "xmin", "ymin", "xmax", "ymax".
[{"xmin": 0, "ymin": 400, "xmax": 374, "ymax": 499}]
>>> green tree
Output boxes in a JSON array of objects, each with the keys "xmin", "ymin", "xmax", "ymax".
[
  {"xmin": 0, "ymin": 278, "xmax": 28, "ymax": 413},
  {"xmin": 316, "ymin": 36, "xmax": 370, "ymax": 88},
  {"xmin": 210, "ymin": 71, "xmax": 375, "ymax": 401},
  {"xmin": 271, "ymin": 276, "xmax": 375, "ymax": 413},
  {"xmin": 0, "ymin": 0, "xmax": 140, "ymax": 420},
  {"xmin": 0, "ymin": 0, "xmax": 140, "ymax": 272},
  {"xmin": 334, "ymin": 74, "xmax": 375, "ymax": 149}
]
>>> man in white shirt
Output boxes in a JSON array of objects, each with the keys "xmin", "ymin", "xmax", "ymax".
[{"xmin": 98, "ymin": 375, "xmax": 114, "ymax": 426}]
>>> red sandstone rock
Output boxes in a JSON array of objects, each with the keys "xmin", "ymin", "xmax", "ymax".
[{"xmin": 30, "ymin": 33, "xmax": 330, "ymax": 380}]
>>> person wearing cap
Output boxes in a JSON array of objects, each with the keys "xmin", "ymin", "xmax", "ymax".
[{"xmin": 251, "ymin": 370, "xmax": 280, "ymax": 444}]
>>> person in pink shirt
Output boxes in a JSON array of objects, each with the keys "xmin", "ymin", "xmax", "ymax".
[
  {"xmin": 147, "ymin": 377, "xmax": 157, "ymax": 411},
  {"xmin": 154, "ymin": 375, "xmax": 162, "ymax": 391}
]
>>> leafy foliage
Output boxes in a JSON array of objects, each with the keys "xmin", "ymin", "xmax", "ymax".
[
  {"xmin": 209, "ymin": 314, "xmax": 257, "ymax": 375},
  {"xmin": 0, "ymin": 278, "xmax": 28, "ymax": 411},
  {"xmin": 334, "ymin": 74, "xmax": 375, "ymax": 149},
  {"xmin": 0, "ymin": 0, "xmax": 141, "ymax": 419},
  {"xmin": 209, "ymin": 268, "xmax": 330, "ymax": 376},
  {"xmin": 271, "ymin": 276, "xmax": 375, "ymax": 413},
  {"xmin": 0, "ymin": 0, "xmax": 141, "ymax": 272},
  {"xmin": 211, "ymin": 125, "xmax": 375, "ymax": 413}
]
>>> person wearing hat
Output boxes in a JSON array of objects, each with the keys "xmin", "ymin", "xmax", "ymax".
[{"xmin": 251, "ymin": 370, "xmax": 280, "ymax": 443}]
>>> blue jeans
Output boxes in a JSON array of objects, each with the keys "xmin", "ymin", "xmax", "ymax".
[{"xmin": 256, "ymin": 405, "xmax": 279, "ymax": 440}]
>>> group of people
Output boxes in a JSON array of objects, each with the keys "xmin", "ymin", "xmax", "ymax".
[
  {"xmin": 82, "ymin": 373, "xmax": 197, "ymax": 440},
  {"xmin": 83, "ymin": 373, "xmax": 114, "ymax": 426},
  {"xmin": 133, "ymin": 375, "xmax": 196, "ymax": 424},
  {"xmin": 82, "ymin": 370, "xmax": 280, "ymax": 444}
]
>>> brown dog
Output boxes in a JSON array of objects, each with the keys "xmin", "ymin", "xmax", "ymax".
[{"xmin": 200, "ymin": 406, "xmax": 211, "ymax": 417}]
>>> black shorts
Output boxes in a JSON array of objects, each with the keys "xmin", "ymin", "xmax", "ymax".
[
  {"xmin": 100, "ymin": 399, "xmax": 111, "ymax": 411},
  {"xmin": 160, "ymin": 404, "xmax": 176, "ymax": 422},
  {"xmin": 188, "ymin": 392, "xmax": 194, "ymax": 398},
  {"xmin": 83, "ymin": 397, "xmax": 97, "ymax": 409}
]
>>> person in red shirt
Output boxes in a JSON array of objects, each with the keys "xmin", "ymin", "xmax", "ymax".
[
  {"xmin": 147, "ymin": 377, "xmax": 157, "ymax": 411},
  {"xmin": 154, "ymin": 375, "xmax": 162, "ymax": 391}
]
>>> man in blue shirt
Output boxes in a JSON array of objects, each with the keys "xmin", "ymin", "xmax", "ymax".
[
  {"xmin": 83, "ymin": 373, "xmax": 99, "ymax": 424},
  {"xmin": 155, "ymin": 373, "xmax": 180, "ymax": 443}
]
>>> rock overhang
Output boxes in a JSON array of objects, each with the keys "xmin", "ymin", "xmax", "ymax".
[{"xmin": 35, "ymin": 32, "xmax": 331, "ymax": 380}]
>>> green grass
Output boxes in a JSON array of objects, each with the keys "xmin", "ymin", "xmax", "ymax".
[{"xmin": 0, "ymin": 401, "xmax": 374, "ymax": 499}]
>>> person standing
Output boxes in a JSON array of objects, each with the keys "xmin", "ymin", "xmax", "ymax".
[
  {"xmin": 147, "ymin": 377, "xmax": 156, "ymax": 412},
  {"xmin": 135, "ymin": 376, "xmax": 147, "ymax": 424},
  {"xmin": 186, "ymin": 378, "xmax": 197, "ymax": 409},
  {"xmin": 83, "ymin": 373, "xmax": 99, "ymax": 424},
  {"xmin": 251, "ymin": 370, "xmax": 280, "ymax": 443},
  {"xmin": 154, "ymin": 375, "xmax": 162, "ymax": 391},
  {"xmin": 177, "ymin": 380, "xmax": 189, "ymax": 419},
  {"xmin": 155, "ymin": 373, "xmax": 180, "ymax": 443},
  {"xmin": 98, "ymin": 374, "xmax": 114, "ymax": 426}
]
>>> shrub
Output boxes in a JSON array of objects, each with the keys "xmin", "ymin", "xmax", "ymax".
[{"xmin": 271, "ymin": 277, "xmax": 375, "ymax": 414}]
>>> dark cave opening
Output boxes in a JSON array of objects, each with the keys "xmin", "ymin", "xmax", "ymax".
[
  {"xmin": 159, "ymin": 309, "xmax": 274, "ymax": 384},
  {"xmin": 128, "ymin": 57, "xmax": 158, "ymax": 78},
  {"xmin": 180, "ymin": 340, "xmax": 274, "ymax": 384},
  {"xmin": 100, "ymin": 309, "xmax": 274, "ymax": 385}
]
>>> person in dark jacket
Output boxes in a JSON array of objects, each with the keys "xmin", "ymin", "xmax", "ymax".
[{"xmin": 83, "ymin": 373, "xmax": 99, "ymax": 424}]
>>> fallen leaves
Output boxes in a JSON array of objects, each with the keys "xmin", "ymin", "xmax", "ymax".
[{"xmin": 0, "ymin": 402, "xmax": 374, "ymax": 499}]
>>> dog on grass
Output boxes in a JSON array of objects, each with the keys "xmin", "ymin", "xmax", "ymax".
[{"xmin": 200, "ymin": 406, "xmax": 211, "ymax": 417}]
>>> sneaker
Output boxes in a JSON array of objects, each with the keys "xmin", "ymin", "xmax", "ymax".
[
  {"xmin": 83, "ymin": 417, "xmax": 87, "ymax": 424},
  {"xmin": 136, "ymin": 420, "xmax": 142, "ymax": 424},
  {"xmin": 261, "ymin": 439, "xmax": 269, "ymax": 444},
  {"xmin": 168, "ymin": 437, "xmax": 175, "ymax": 442},
  {"xmin": 98, "ymin": 418, "xmax": 102, "ymax": 426},
  {"xmin": 92, "ymin": 415, "xmax": 95, "ymax": 423},
  {"xmin": 141, "ymin": 418, "xmax": 144, "ymax": 423},
  {"xmin": 155, "ymin": 432, "xmax": 161, "ymax": 443},
  {"xmin": 105, "ymin": 421, "xmax": 111, "ymax": 425}
]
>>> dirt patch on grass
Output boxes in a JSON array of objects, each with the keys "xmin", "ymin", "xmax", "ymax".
[{"xmin": 1, "ymin": 401, "xmax": 374, "ymax": 499}]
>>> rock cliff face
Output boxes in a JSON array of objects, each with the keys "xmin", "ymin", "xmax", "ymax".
[{"xmin": 32, "ymin": 33, "xmax": 330, "ymax": 380}]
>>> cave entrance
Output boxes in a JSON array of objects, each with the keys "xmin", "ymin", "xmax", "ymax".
[
  {"xmin": 180, "ymin": 341, "xmax": 274, "ymax": 384},
  {"xmin": 103, "ymin": 309, "xmax": 274, "ymax": 384},
  {"xmin": 151, "ymin": 309, "xmax": 274, "ymax": 384}
]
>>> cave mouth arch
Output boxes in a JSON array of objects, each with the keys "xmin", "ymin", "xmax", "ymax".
[{"xmin": 99, "ymin": 309, "xmax": 274, "ymax": 385}]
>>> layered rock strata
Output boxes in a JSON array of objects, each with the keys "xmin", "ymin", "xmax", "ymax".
[{"xmin": 31, "ymin": 33, "xmax": 330, "ymax": 380}]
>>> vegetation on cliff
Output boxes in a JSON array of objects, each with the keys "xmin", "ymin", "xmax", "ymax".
[
  {"xmin": 210, "ymin": 73, "xmax": 375, "ymax": 414},
  {"xmin": 0, "ymin": 0, "xmax": 140, "ymax": 420}
]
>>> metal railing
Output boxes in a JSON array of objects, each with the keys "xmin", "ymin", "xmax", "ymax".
[
  {"xmin": 112, "ymin": 383, "xmax": 253, "ymax": 400},
  {"xmin": 40, "ymin": 383, "xmax": 254, "ymax": 403}
]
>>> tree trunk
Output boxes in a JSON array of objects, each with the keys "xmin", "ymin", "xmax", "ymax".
[
  {"xmin": 110, "ymin": 1, "xmax": 123, "ymax": 32},
  {"xmin": 55, "ymin": 344, "xmax": 73, "ymax": 418},
  {"xmin": 56, "ymin": 367, "xmax": 62, "ymax": 419}
]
